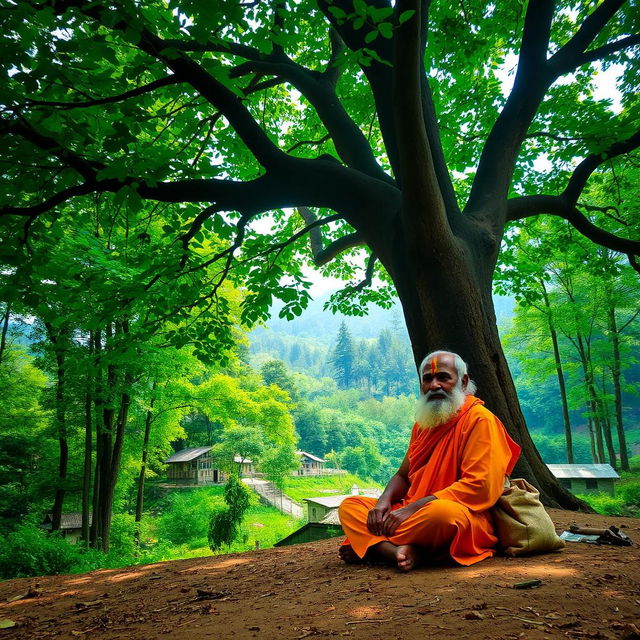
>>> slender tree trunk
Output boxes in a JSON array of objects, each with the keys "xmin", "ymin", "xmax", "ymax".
[
  {"xmin": 587, "ymin": 417, "xmax": 597, "ymax": 463},
  {"xmin": 134, "ymin": 382, "xmax": 157, "ymax": 549},
  {"xmin": 96, "ymin": 323, "xmax": 116, "ymax": 550},
  {"xmin": 607, "ymin": 297, "xmax": 629, "ymax": 471},
  {"xmin": 540, "ymin": 282, "xmax": 573, "ymax": 463},
  {"xmin": 45, "ymin": 323, "xmax": 68, "ymax": 533},
  {"xmin": 81, "ymin": 331, "xmax": 94, "ymax": 547},
  {"xmin": 0, "ymin": 303, "xmax": 10, "ymax": 365},
  {"xmin": 599, "ymin": 374, "xmax": 617, "ymax": 469},
  {"xmin": 574, "ymin": 334, "xmax": 605, "ymax": 463},
  {"xmin": 90, "ymin": 329, "xmax": 103, "ymax": 547}
]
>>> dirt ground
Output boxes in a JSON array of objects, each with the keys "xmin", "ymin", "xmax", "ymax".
[{"xmin": 1, "ymin": 509, "xmax": 639, "ymax": 640}]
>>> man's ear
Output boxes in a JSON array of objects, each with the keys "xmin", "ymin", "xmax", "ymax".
[{"xmin": 461, "ymin": 374, "xmax": 469, "ymax": 390}]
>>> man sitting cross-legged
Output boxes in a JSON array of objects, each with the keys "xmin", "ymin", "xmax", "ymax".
[{"xmin": 338, "ymin": 350, "xmax": 520, "ymax": 572}]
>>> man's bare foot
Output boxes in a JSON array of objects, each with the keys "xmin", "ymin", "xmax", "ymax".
[
  {"xmin": 371, "ymin": 541, "xmax": 422, "ymax": 572},
  {"xmin": 395, "ymin": 545, "xmax": 420, "ymax": 572},
  {"xmin": 339, "ymin": 544, "xmax": 364, "ymax": 564}
]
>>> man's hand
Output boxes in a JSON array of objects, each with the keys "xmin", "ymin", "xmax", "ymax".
[
  {"xmin": 380, "ymin": 505, "xmax": 417, "ymax": 537},
  {"xmin": 366, "ymin": 501, "xmax": 391, "ymax": 536}
]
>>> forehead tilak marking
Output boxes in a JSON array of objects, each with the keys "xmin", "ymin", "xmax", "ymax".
[{"xmin": 431, "ymin": 356, "xmax": 438, "ymax": 375}]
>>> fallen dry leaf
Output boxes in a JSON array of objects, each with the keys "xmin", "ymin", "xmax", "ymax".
[
  {"xmin": 7, "ymin": 588, "xmax": 40, "ymax": 603},
  {"xmin": 464, "ymin": 611, "xmax": 484, "ymax": 620}
]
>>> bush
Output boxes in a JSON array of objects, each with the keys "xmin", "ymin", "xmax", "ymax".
[
  {"xmin": 0, "ymin": 524, "xmax": 77, "ymax": 579},
  {"xmin": 208, "ymin": 477, "xmax": 251, "ymax": 552},
  {"xmin": 156, "ymin": 488, "xmax": 224, "ymax": 545},
  {"xmin": 576, "ymin": 493, "xmax": 626, "ymax": 516}
]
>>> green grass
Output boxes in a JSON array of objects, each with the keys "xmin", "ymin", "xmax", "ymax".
[{"xmin": 283, "ymin": 474, "xmax": 383, "ymax": 504}]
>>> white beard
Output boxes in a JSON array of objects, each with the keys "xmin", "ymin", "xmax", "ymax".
[{"xmin": 414, "ymin": 384, "xmax": 466, "ymax": 430}]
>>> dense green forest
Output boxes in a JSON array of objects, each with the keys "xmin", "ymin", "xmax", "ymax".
[{"xmin": 1, "ymin": 0, "xmax": 639, "ymax": 581}]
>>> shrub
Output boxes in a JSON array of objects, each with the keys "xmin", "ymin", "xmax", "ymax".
[
  {"xmin": 208, "ymin": 476, "xmax": 251, "ymax": 552},
  {"xmin": 576, "ymin": 493, "xmax": 626, "ymax": 516},
  {"xmin": 156, "ymin": 489, "xmax": 223, "ymax": 545},
  {"xmin": 0, "ymin": 524, "xmax": 77, "ymax": 578},
  {"xmin": 618, "ymin": 482, "xmax": 640, "ymax": 512}
]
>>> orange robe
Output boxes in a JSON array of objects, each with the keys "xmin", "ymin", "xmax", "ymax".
[{"xmin": 338, "ymin": 395, "xmax": 521, "ymax": 566}]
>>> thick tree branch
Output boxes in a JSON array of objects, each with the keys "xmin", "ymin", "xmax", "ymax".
[
  {"xmin": 296, "ymin": 206, "xmax": 362, "ymax": 266},
  {"xmin": 466, "ymin": 0, "xmax": 555, "ymax": 217},
  {"xmin": 4, "ymin": 116, "xmax": 103, "ymax": 181},
  {"xmin": 549, "ymin": 0, "xmax": 627, "ymax": 74},
  {"xmin": 46, "ymin": 1, "xmax": 285, "ymax": 169},
  {"xmin": 19, "ymin": 75, "xmax": 184, "ymax": 110},
  {"xmin": 572, "ymin": 34, "xmax": 640, "ymax": 68},
  {"xmin": 563, "ymin": 129, "xmax": 640, "ymax": 204},
  {"xmin": 229, "ymin": 58, "xmax": 390, "ymax": 182},
  {"xmin": 506, "ymin": 194, "xmax": 640, "ymax": 257}
]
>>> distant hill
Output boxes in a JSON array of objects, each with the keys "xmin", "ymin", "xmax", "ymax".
[{"xmin": 252, "ymin": 292, "xmax": 515, "ymax": 346}]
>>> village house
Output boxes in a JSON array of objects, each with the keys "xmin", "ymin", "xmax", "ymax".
[
  {"xmin": 41, "ymin": 512, "xmax": 91, "ymax": 544},
  {"xmin": 165, "ymin": 447, "xmax": 254, "ymax": 485},
  {"xmin": 295, "ymin": 450, "xmax": 327, "ymax": 476},
  {"xmin": 547, "ymin": 463, "xmax": 620, "ymax": 496}
]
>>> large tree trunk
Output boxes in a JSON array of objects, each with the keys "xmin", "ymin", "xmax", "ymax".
[{"xmin": 380, "ymin": 228, "xmax": 589, "ymax": 510}]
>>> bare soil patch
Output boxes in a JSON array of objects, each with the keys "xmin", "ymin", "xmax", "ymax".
[{"xmin": 1, "ymin": 509, "xmax": 639, "ymax": 640}]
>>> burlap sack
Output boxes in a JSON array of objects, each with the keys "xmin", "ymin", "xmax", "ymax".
[{"xmin": 491, "ymin": 477, "xmax": 565, "ymax": 557}]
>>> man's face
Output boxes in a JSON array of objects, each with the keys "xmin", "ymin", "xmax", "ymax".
[{"xmin": 420, "ymin": 354, "xmax": 467, "ymax": 400}]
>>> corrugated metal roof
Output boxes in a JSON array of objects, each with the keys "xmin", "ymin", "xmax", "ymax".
[
  {"xmin": 304, "ymin": 494, "xmax": 352, "ymax": 508},
  {"xmin": 546, "ymin": 463, "xmax": 620, "ymax": 479},
  {"xmin": 319, "ymin": 509, "xmax": 341, "ymax": 525},
  {"xmin": 42, "ymin": 512, "xmax": 92, "ymax": 530},
  {"xmin": 165, "ymin": 447, "xmax": 212, "ymax": 463},
  {"xmin": 297, "ymin": 450, "xmax": 326, "ymax": 463}
]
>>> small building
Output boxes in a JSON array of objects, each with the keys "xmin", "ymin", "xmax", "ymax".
[
  {"xmin": 275, "ymin": 509, "xmax": 343, "ymax": 547},
  {"xmin": 304, "ymin": 488, "xmax": 382, "ymax": 522},
  {"xmin": 295, "ymin": 451, "xmax": 326, "ymax": 476},
  {"xmin": 165, "ymin": 447, "xmax": 255, "ymax": 485},
  {"xmin": 304, "ymin": 495, "xmax": 351, "ymax": 523},
  {"xmin": 547, "ymin": 463, "xmax": 620, "ymax": 496},
  {"xmin": 165, "ymin": 446, "xmax": 220, "ymax": 484},
  {"xmin": 234, "ymin": 455, "xmax": 255, "ymax": 478},
  {"xmin": 41, "ymin": 512, "xmax": 92, "ymax": 544}
]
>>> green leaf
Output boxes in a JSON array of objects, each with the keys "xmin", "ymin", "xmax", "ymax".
[
  {"xmin": 364, "ymin": 30, "xmax": 378, "ymax": 44},
  {"xmin": 398, "ymin": 9, "xmax": 415, "ymax": 24},
  {"xmin": 378, "ymin": 22, "xmax": 393, "ymax": 39}
]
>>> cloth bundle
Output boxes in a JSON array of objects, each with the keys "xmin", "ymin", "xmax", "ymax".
[{"xmin": 491, "ymin": 477, "xmax": 565, "ymax": 556}]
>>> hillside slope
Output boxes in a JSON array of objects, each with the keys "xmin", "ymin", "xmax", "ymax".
[{"xmin": 1, "ymin": 510, "xmax": 639, "ymax": 640}]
